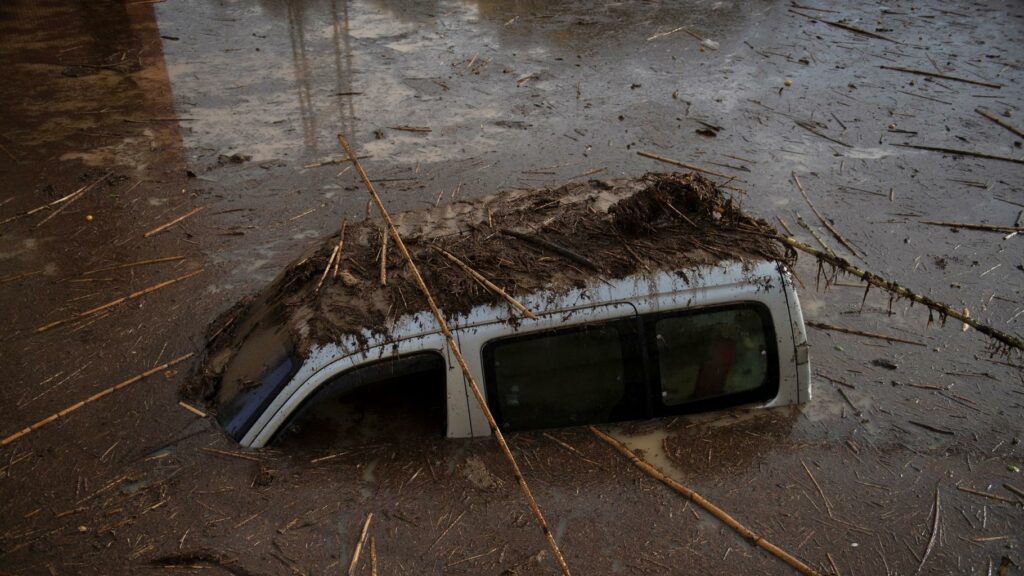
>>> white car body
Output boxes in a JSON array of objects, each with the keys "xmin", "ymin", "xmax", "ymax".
[{"xmin": 240, "ymin": 260, "xmax": 810, "ymax": 448}]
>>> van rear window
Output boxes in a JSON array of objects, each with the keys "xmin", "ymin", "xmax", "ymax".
[{"xmin": 653, "ymin": 307, "xmax": 771, "ymax": 407}]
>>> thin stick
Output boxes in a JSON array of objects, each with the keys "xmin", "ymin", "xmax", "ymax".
[
  {"xmin": 1, "ymin": 353, "xmax": 193, "ymax": 447},
  {"xmin": 647, "ymin": 26, "xmax": 685, "ymax": 41},
  {"xmin": 976, "ymin": 108, "xmax": 1024, "ymax": 139},
  {"xmin": 83, "ymin": 255, "xmax": 186, "ymax": 276},
  {"xmin": 0, "ymin": 175, "xmax": 106, "ymax": 226},
  {"xmin": 370, "ymin": 537, "xmax": 378, "ymax": 576},
  {"xmin": 806, "ymin": 321, "xmax": 926, "ymax": 346},
  {"xmin": 302, "ymin": 154, "xmax": 371, "ymax": 169},
  {"xmin": 501, "ymin": 228, "xmax": 600, "ymax": 272},
  {"xmin": 143, "ymin": 206, "xmax": 204, "ymax": 238},
  {"xmin": 790, "ymin": 9, "xmax": 898, "ymax": 43},
  {"xmin": 1003, "ymin": 483, "xmax": 1024, "ymax": 500},
  {"xmin": 793, "ymin": 172, "xmax": 860, "ymax": 258},
  {"xmin": 591, "ymin": 426, "xmax": 823, "ymax": 576},
  {"xmin": 794, "ymin": 121, "xmax": 851, "ymax": 148},
  {"xmin": 637, "ymin": 151, "xmax": 734, "ymax": 179},
  {"xmin": 35, "ymin": 172, "xmax": 111, "ymax": 227},
  {"xmin": 956, "ymin": 485, "xmax": 1019, "ymax": 504},
  {"xmin": 315, "ymin": 244, "xmax": 340, "ymax": 293},
  {"xmin": 776, "ymin": 216, "xmax": 796, "ymax": 236},
  {"xmin": 388, "ymin": 126, "xmax": 431, "ymax": 133},
  {"xmin": 436, "ymin": 248, "xmax": 537, "ymax": 320},
  {"xmin": 796, "ymin": 213, "xmax": 836, "ymax": 258},
  {"xmin": 893, "ymin": 143, "xmax": 1024, "ymax": 165},
  {"xmin": 36, "ymin": 269, "xmax": 203, "ymax": 333},
  {"xmin": 917, "ymin": 220, "xmax": 1023, "ymax": 234},
  {"xmin": 428, "ymin": 509, "xmax": 466, "ymax": 551},
  {"xmin": 332, "ymin": 220, "xmax": 347, "ymax": 280},
  {"xmin": 178, "ymin": 401, "xmax": 207, "ymax": 418},
  {"xmin": 0, "ymin": 269, "xmax": 42, "ymax": 285},
  {"xmin": 338, "ymin": 133, "xmax": 572, "ymax": 576},
  {"xmin": 379, "ymin": 224, "xmax": 388, "ymax": 287},
  {"xmin": 200, "ymin": 447, "xmax": 263, "ymax": 463},
  {"xmin": 879, "ymin": 65, "xmax": 1001, "ymax": 89},
  {"xmin": 778, "ymin": 236, "xmax": 1024, "ymax": 352},
  {"xmin": 916, "ymin": 488, "xmax": 940, "ymax": 574},
  {"xmin": 801, "ymin": 460, "xmax": 835, "ymax": 518},
  {"xmin": 348, "ymin": 512, "xmax": 373, "ymax": 576}
]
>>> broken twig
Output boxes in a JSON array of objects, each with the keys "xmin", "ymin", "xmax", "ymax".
[
  {"xmin": 379, "ymin": 224, "xmax": 388, "ymax": 287},
  {"xmin": 916, "ymin": 488, "xmax": 940, "ymax": 574},
  {"xmin": 880, "ymin": 66, "xmax": 1001, "ymax": 89},
  {"xmin": 976, "ymin": 108, "xmax": 1024, "ymax": 139},
  {"xmin": 918, "ymin": 220, "xmax": 1023, "ymax": 234},
  {"xmin": 790, "ymin": 9, "xmax": 899, "ymax": 43},
  {"xmin": 315, "ymin": 244, "xmax": 340, "ymax": 293},
  {"xmin": 348, "ymin": 512, "xmax": 373, "ymax": 576},
  {"xmin": 792, "ymin": 172, "xmax": 860, "ymax": 258},
  {"xmin": 83, "ymin": 255, "xmax": 186, "ymax": 276},
  {"xmin": 637, "ymin": 151, "xmax": 734, "ymax": 179},
  {"xmin": 806, "ymin": 321, "xmax": 925, "ymax": 346},
  {"xmin": 144, "ymin": 206, "xmax": 204, "ymax": 238},
  {"xmin": 893, "ymin": 144, "xmax": 1024, "ymax": 165}
]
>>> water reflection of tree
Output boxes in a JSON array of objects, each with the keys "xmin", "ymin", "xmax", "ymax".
[{"xmin": 259, "ymin": 0, "xmax": 358, "ymax": 158}]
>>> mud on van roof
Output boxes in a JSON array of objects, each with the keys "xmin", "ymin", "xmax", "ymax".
[{"xmin": 187, "ymin": 172, "xmax": 793, "ymax": 404}]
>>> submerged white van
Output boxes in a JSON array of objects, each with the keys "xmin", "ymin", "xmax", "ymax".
[{"xmin": 196, "ymin": 173, "xmax": 811, "ymax": 448}]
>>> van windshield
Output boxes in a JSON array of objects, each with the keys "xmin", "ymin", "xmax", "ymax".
[{"xmin": 215, "ymin": 325, "xmax": 300, "ymax": 440}]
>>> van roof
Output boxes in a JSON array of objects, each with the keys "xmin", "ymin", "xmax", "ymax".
[{"xmin": 189, "ymin": 172, "xmax": 792, "ymax": 402}]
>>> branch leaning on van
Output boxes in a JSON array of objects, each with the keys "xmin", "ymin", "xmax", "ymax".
[
  {"xmin": 776, "ymin": 235, "xmax": 1024, "ymax": 354},
  {"xmin": 590, "ymin": 427, "xmax": 825, "ymax": 576},
  {"xmin": 337, "ymin": 133, "xmax": 572, "ymax": 576}
]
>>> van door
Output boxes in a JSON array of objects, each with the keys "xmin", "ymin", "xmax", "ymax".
[{"xmin": 454, "ymin": 302, "xmax": 641, "ymax": 436}]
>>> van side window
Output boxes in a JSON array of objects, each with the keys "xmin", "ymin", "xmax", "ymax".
[
  {"xmin": 483, "ymin": 320, "xmax": 642, "ymax": 431},
  {"xmin": 272, "ymin": 352, "xmax": 447, "ymax": 448},
  {"xmin": 652, "ymin": 305, "xmax": 776, "ymax": 409}
]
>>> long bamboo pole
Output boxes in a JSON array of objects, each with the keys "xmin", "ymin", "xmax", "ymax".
[
  {"xmin": 590, "ymin": 426, "xmax": 825, "ymax": 576},
  {"xmin": 337, "ymin": 134, "xmax": 572, "ymax": 576},
  {"xmin": 779, "ymin": 236, "xmax": 1024, "ymax": 352},
  {"xmin": 1, "ymin": 353, "xmax": 194, "ymax": 447},
  {"xmin": 36, "ymin": 269, "xmax": 203, "ymax": 333}
]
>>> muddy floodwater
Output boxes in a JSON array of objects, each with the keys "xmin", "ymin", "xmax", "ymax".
[{"xmin": 1, "ymin": 0, "xmax": 1023, "ymax": 575}]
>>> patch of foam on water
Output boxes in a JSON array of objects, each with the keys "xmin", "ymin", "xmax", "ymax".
[
  {"xmin": 345, "ymin": 11, "xmax": 418, "ymax": 40},
  {"xmin": 612, "ymin": 427, "xmax": 689, "ymax": 482},
  {"xmin": 846, "ymin": 147, "xmax": 891, "ymax": 160},
  {"xmin": 361, "ymin": 459, "xmax": 378, "ymax": 484},
  {"xmin": 800, "ymin": 295, "xmax": 825, "ymax": 316}
]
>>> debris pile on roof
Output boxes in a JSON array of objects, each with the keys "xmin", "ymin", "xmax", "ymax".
[{"xmin": 187, "ymin": 172, "xmax": 791, "ymax": 401}]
